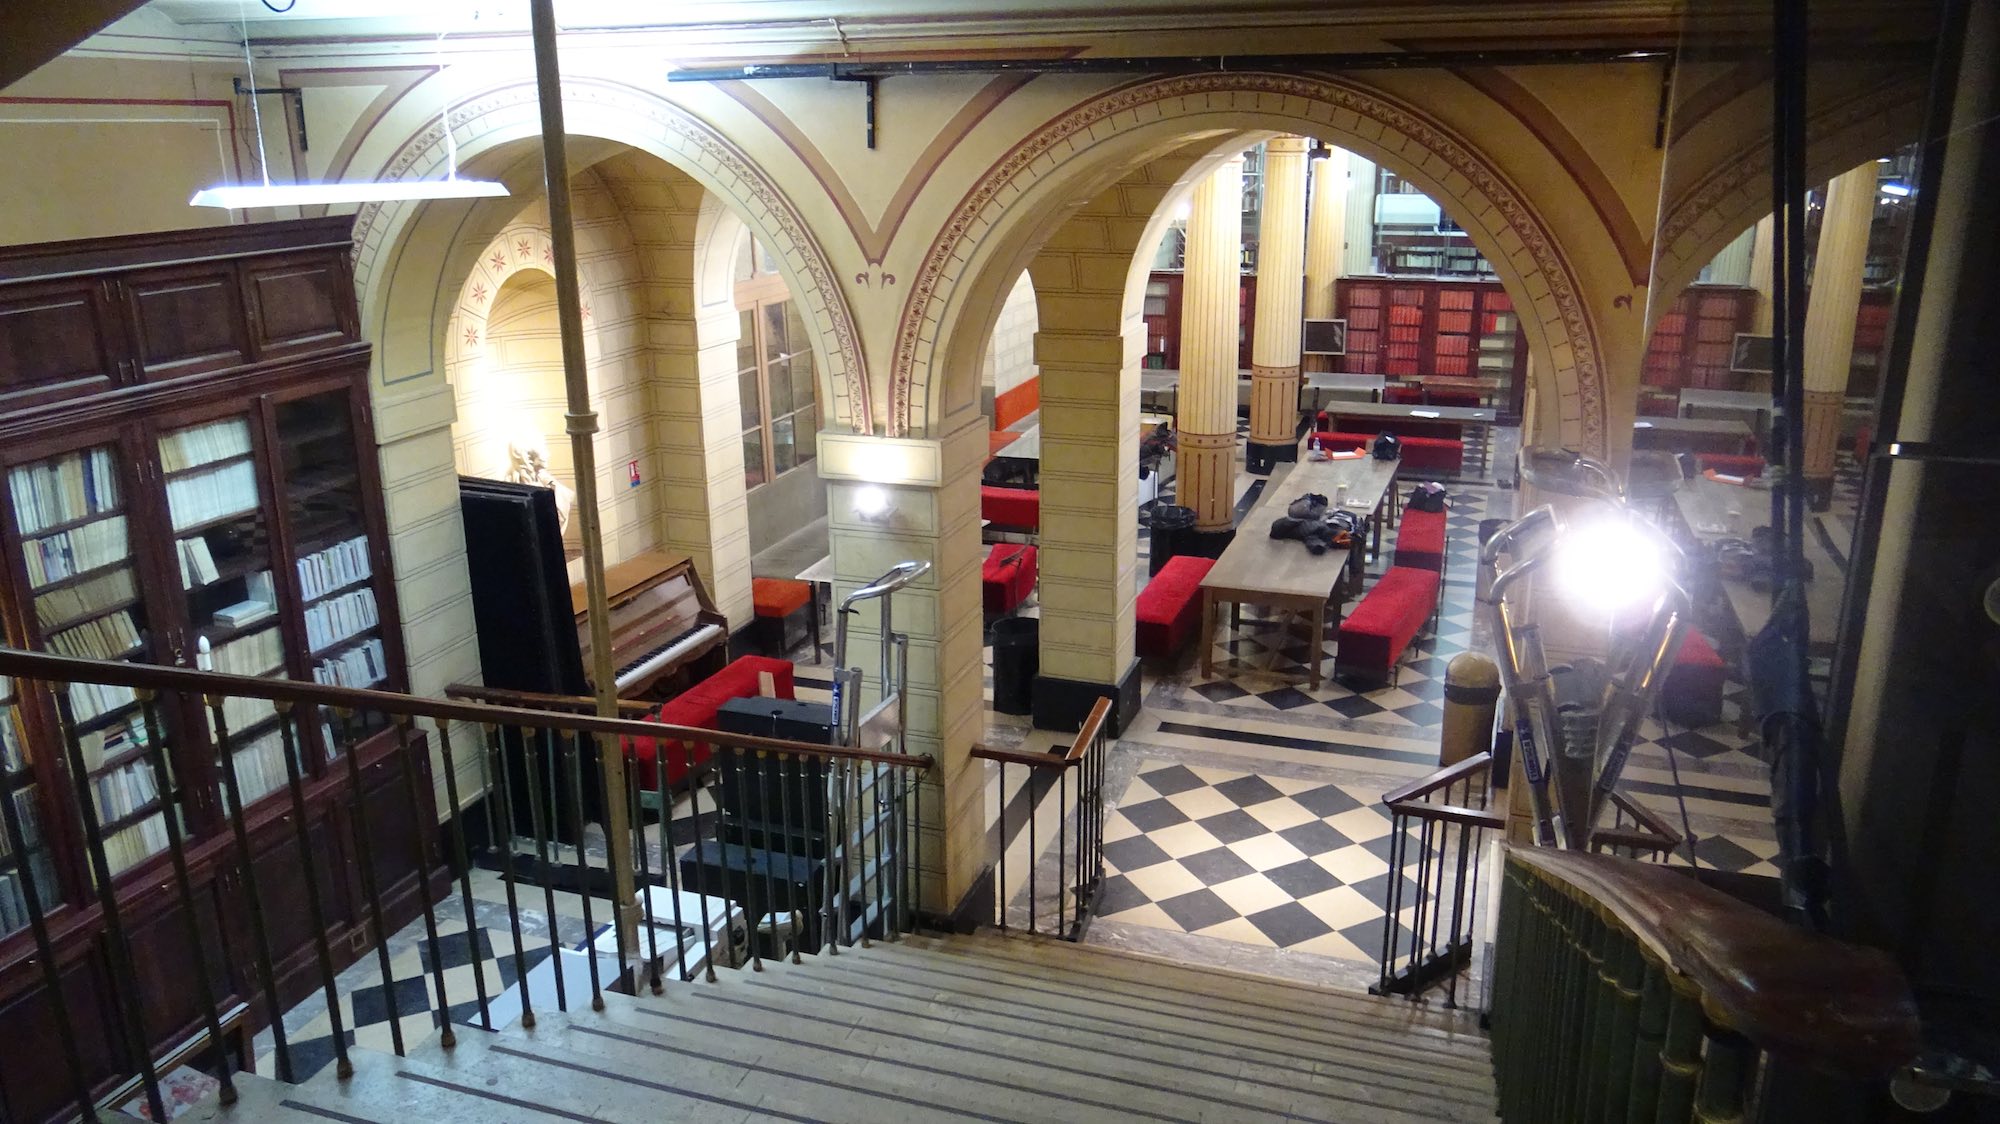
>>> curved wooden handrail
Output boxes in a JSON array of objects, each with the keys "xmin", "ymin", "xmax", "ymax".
[
  {"xmin": 1508, "ymin": 848, "xmax": 1921, "ymax": 1075},
  {"xmin": 0, "ymin": 647, "xmax": 931, "ymax": 771},
  {"xmin": 971, "ymin": 696, "xmax": 1113, "ymax": 771},
  {"xmin": 1588, "ymin": 826, "xmax": 1679, "ymax": 856},
  {"xmin": 1605, "ymin": 788, "xmax": 1684, "ymax": 845},
  {"xmin": 1382, "ymin": 752, "xmax": 1491, "ymax": 806},
  {"xmin": 1394, "ymin": 802, "xmax": 1505, "ymax": 830},
  {"xmin": 445, "ymin": 683, "xmax": 655, "ymax": 716}
]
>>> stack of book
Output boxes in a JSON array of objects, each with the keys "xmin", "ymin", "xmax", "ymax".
[
  {"xmin": 222, "ymin": 729, "xmax": 291, "ymax": 806},
  {"xmin": 68, "ymin": 681, "xmax": 137, "ymax": 726},
  {"xmin": 305, "ymin": 588, "xmax": 378, "ymax": 652},
  {"xmin": 33, "ymin": 567, "xmax": 134, "ymax": 630},
  {"xmin": 313, "ymin": 637, "xmax": 387, "ymax": 689},
  {"xmin": 158, "ymin": 419, "xmax": 252, "ymax": 474},
  {"xmin": 176, "ymin": 536, "xmax": 219, "ymax": 588},
  {"xmin": 91, "ymin": 759, "xmax": 158, "ymax": 825},
  {"xmin": 166, "ymin": 460, "xmax": 259, "ymax": 530},
  {"xmin": 210, "ymin": 627, "xmax": 282, "ymax": 678},
  {"xmin": 8, "ymin": 448, "xmax": 119, "ymax": 535},
  {"xmin": 45, "ymin": 610, "xmax": 142, "ymax": 661},
  {"xmin": 23, "ymin": 515, "xmax": 129, "ymax": 586},
  {"xmin": 208, "ymin": 693, "xmax": 277, "ymax": 740},
  {"xmin": 297, "ymin": 535, "xmax": 372, "ymax": 600},
  {"xmin": 0, "ymin": 688, "xmax": 23, "ymax": 775},
  {"xmin": 101, "ymin": 812, "xmax": 168, "ymax": 875},
  {"xmin": 77, "ymin": 711, "xmax": 149, "ymax": 773}
]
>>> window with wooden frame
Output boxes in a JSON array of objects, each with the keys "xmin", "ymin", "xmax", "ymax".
[{"xmin": 733, "ymin": 235, "xmax": 819, "ymax": 491}]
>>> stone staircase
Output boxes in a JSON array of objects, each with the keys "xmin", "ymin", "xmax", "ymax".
[{"xmin": 166, "ymin": 933, "xmax": 1497, "ymax": 1123}]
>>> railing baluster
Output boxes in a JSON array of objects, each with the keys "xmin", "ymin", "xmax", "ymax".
[
  {"xmin": 590, "ymin": 732, "xmax": 632, "ymax": 997},
  {"xmin": 775, "ymin": 752, "xmax": 804, "ymax": 963},
  {"xmin": 995, "ymin": 762, "xmax": 1008, "ymax": 930},
  {"xmin": 849, "ymin": 759, "xmax": 869, "ymax": 950},
  {"xmin": 484, "ymin": 724, "xmax": 535, "ymax": 1029},
  {"xmin": 870, "ymin": 762, "xmax": 888, "ymax": 944},
  {"xmin": 1446, "ymin": 820, "xmax": 1471, "ymax": 1008},
  {"xmin": 1378, "ymin": 810, "xmax": 1404, "ymax": 994},
  {"xmin": 627, "ymin": 746, "xmax": 662, "ymax": 993},
  {"xmin": 655, "ymin": 750, "xmax": 691, "ymax": 982},
  {"xmin": 835, "ymin": 759, "xmax": 854, "ymax": 949},
  {"xmin": 1057, "ymin": 765, "xmax": 1069, "ymax": 939},
  {"xmin": 434, "ymin": 722, "xmax": 493, "ymax": 1031},
  {"xmin": 208, "ymin": 697, "xmax": 294, "ymax": 1081},
  {"xmin": 691, "ymin": 742, "xmax": 718, "ymax": 980},
  {"xmin": 271, "ymin": 703, "xmax": 352, "ymax": 1079},
  {"xmin": 564, "ymin": 732, "xmax": 605, "ymax": 1010},
  {"xmin": 52, "ymin": 692, "xmax": 166, "ymax": 1117},
  {"xmin": 0, "ymin": 695, "xmax": 95, "ymax": 1120},
  {"xmin": 390, "ymin": 715, "xmax": 455, "ymax": 1048},
  {"xmin": 1027, "ymin": 762, "xmax": 1038, "ymax": 936},
  {"xmin": 135, "ymin": 691, "xmax": 235, "ymax": 1104},
  {"xmin": 332, "ymin": 708, "xmax": 405, "ymax": 1056},
  {"xmin": 735, "ymin": 748, "xmax": 764, "ymax": 971},
  {"xmin": 516, "ymin": 727, "xmax": 568, "ymax": 1013}
]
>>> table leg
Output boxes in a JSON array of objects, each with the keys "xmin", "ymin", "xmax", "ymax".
[
  {"xmin": 1200, "ymin": 590, "xmax": 1216, "ymax": 680},
  {"xmin": 1349, "ymin": 530, "xmax": 1367, "ymax": 598},
  {"xmin": 1372, "ymin": 502, "xmax": 1384, "ymax": 559},
  {"xmin": 1310, "ymin": 602, "xmax": 1325, "ymax": 690},
  {"xmin": 808, "ymin": 594, "xmax": 822, "ymax": 664}
]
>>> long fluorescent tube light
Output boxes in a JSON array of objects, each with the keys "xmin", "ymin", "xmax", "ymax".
[
  {"xmin": 1878, "ymin": 182, "xmax": 1912, "ymax": 197},
  {"xmin": 191, "ymin": 178, "xmax": 508, "ymax": 209}
]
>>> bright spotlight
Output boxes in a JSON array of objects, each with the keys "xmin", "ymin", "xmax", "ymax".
[
  {"xmin": 1548, "ymin": 516, "xmax": 1670, "ymax": 615},
  {"xmin": 853, "ymin": 485, "xmax": 890, "ymax": 519}
]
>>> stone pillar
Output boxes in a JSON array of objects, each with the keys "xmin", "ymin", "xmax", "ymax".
[
  {"xmin": 1176, "ymin": 154, "xmax": 1245, "ymax": 540},
  {"xmin": 1302, "ymin": 146, "xmax": 1346, "ymax": 376},
  {"xmin": 817, "ymin": 418, "xmax": 989, "ymax": 925},
  {"xmin": 1705, "ymin": 224, "xmax": 1756, "ymax": 286},
  {"xmin": 1246, "ymin": 137, "xmax": 1311, "ymax": 474},
  {"xmin": 1746, "ymin": 214, "xmax": 1777, "ymax": 335},
  {"xmin": 1800, "ymin": 163, "xmax": 1875, "ymax": 508},
  {"xmin": 1341, "ymin": 152, "xmax": 1378, "ymax": 276}
]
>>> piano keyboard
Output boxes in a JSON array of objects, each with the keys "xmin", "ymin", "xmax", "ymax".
[{"xmin": 613, "ymin": 622, "xmax": 726, "ymax": 689}]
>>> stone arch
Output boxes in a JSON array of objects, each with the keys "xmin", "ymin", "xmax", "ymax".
[
  {"xmin": 896, "ymin": 72, "xmax": 1612, "ymax": 455},
  {"xmin": 349, "ymin": 76, "xmax": 871, "ymax": 434}
]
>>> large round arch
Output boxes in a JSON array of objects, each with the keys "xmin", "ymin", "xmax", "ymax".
[
  {"xmin": 894, "ymin": 71, "xmax": 1613, "ymax": 455},
  {"xmin": 347, "ymin": 76, "xmax": 872, "ymax": 434}
]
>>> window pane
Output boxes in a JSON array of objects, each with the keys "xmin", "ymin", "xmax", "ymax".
[
  {"xmin": 737, "ymin": 368, "xmax": 762, "ymax": 431},
  {"xmin": 784, "ymin": 302, "xmax": 809, "ymax": 358},
  {"xmin": 766, "ymin": 357, "xmax": 796, "ymax": 418},
  {"xmin": 789, "ymin": 345, "xmax": 817, "ymax": 420},
  {"xmin": 763, "ymin": 302, "xmax": 789, "ymax": 364},
  {"xmin": 736, "ymin": 308, "xmax": 757, "ymax": 373},
  {"xmin": 734, "ymin": 233, "xmax": 755, "ymax": 283},
  {"xmin": 756, "ymin": 239, "xmax": 781, "ymax": 276},
  {"xmin": 793, "ymin": 408, "xmax": 818, "ymax": 468},
  {"xmin": 742, "ymin": 430, "xmax": 765, "ymax": 490},
  {"xmin": 771, "ymin": 415, "xmax": 797, "ymax": 475}
]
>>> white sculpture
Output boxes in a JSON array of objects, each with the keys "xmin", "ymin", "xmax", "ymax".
[{"xmin": 505, "ymin": 438, "xmax": 576, "ymax": 534}]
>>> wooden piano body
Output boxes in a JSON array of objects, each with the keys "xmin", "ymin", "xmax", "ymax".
[{"xmin": 570, "ymin": 550, "xmax": 730, "ymax": 703}]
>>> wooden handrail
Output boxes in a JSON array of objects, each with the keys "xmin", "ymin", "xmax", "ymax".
[
  {"xmin": 970, "ymin": 696, "xmax": 1114, "ymax": 771},
  {"xmin": 444, "ymin": 683, "xmax": 656, "ymax": 715},
  {"xmin": 1605, "ymin": 788, "xmax": 1684, "ymax": 846},
  {"xmin": 0, "ymin": 648, "xmax": 931, "ymax": 771},
  {"xmin": 1588, "ymin": 826, "xmax": 1680, "ymax": 855},
  {"xmin": 1382, "ymin": 751, "xmax": 1491, "ymax": 806},
  {"xmin": 1392, "ymin": 802, "xmax": 1506, "ymax": 830},
  {"xmin": 1508, "ymin": 848, "xmax": 1921, "ymax": 1074}
]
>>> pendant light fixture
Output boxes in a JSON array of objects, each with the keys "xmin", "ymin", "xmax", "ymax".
[{"xmin": 192, "ymin": 8, "xmax": 506, "ymax": 209}]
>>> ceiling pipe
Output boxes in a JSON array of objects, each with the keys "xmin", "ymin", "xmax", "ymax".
[{"xmin": 666, "ymin": 47, "xmax": 1675, "ymax": 83}]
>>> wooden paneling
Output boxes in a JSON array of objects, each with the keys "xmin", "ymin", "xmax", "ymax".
[
  {"xmin": 246, "ymin": 254, "xmax": 355, "ymax": 361},
  {"xmin": 121, "ymin": 263, "xmax": 249, "ymax": 381},
  {"xmin": 0, "ymin": 279, "xmax": 124, "ymax": 410}
]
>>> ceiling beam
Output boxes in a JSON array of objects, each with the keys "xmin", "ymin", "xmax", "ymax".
[{"xmin": 1, "ymin": 0, "xmax": 153, "ymax": 91}]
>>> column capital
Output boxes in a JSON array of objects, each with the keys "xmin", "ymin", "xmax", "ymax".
[{"xmin": 816, "ymin": 410, "xmax": 986, "ymax": 488}]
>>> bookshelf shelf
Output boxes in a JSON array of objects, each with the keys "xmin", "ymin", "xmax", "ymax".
[
  {"xmin": 28, "ymin": 558, "xmax": 131, "ymax": 597},
  {"xmin": 42, "ymin": 595, "xmax": 143, "ymax": 634},
  {"xmin": 21, "ymin": 507, "xmax": 126, "ymax": 543},
  {"xmin": 301, "ymin": 574, "xmax": 373, "ymax": 609},
  {"xmin": 170, "ymin": 507, "xmax": 261, "ymax": 539},
  {"xmin": 161, "ymin": 452, "xmax": 255, "ymax": 483},
  {"xmin": 96, "ymin": 798, "xmax": 164, "ymax": 839}
]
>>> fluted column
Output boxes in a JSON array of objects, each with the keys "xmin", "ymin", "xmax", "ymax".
[
  {"xmin": 1303, "ymin": 147, "xmax": 1346, "ymax": 373},
  {"xmin": 1746, "ymin": 214, "xmax": 1777, "ymax": 334},
  {"xmin": 1247, "ymin": 138, "xmax": 1311, "ymax": 473},
  {"xmin": 1177, "ymin": 154, "xmax": 1245, "ymax": 535},
  {"xmin": 1341, "ymin": 152, "xmax": 1378, "ymax": 276},
  {"xmin": 1706, "ymin": 224, "xmax": 1756, "ymax": 285},
  {"xmin": 1799, "ymin": 163, "xmax": 1875, "ymax": 507}
]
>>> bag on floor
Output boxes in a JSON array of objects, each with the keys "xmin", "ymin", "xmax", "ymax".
[
  {"xmin": 1371, "ymin": 432, "xmax": 1402, "ymax": 461},
  {"xmin": 1408, "ymin": 483, "xmax": 1448, "ymax": 513}
]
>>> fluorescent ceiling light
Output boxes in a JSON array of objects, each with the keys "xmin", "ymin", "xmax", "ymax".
[
  {"xmin": 1879, "ymin": 182, "xmax": 1912, "ymax": 197},
  {"xmin": 191, "ymin": 178, "xmax": 508, "ymax": 209},
  {"xmin": 1412, "ymin": 409, "xmax": 1442, "ymax": 418}
]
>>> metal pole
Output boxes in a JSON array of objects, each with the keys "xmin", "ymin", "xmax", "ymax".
[{"xmin": 528, "ymin": 0, "xmax": 636, "ymax": 950}]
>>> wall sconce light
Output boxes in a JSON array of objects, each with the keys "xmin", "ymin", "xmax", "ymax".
[{"xmin": 853, "ymin": 485, "xmax": 892, "ymax": 522}]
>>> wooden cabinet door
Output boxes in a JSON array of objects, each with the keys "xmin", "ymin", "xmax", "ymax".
[
  {"xmin": 242, "ymin": 250, "xmax": 358, "ymax": 363},
  {"xmin": 118, "ymin": 262, "xmax": 250, "ymax": 383},
  {"xmin": 0, "ymin": 277, "xmax": 130, "ymax": 412}
]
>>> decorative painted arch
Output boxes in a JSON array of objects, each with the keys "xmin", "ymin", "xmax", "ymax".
[
  {"xmin": 893, "ymin": 71, "xmax": 1613, "ymax": 454},
  {"xmin": 347, "ymin": 75, "xmax": 872, "ymax": 433}
]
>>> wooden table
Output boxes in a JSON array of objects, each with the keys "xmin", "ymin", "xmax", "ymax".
[
  {"xmin": 1677, "ymin": 388, "xmax": 1772, "ymax": 439},
  {"xmin": 1198, "ymin": 448, "xmax": 1401, "ymax": 689},
  {"xmin": 1321, "ymin": 401, "xmax": 1499, "ymax": 425},
  {"xmin": 1140, "ymin": 370, "xmax": 1179, "ymax": 413},
  {"xmin": 994, "ymin": 423, "xmax": 1040, "ymax": 462},
  {"xmin": 1632, "ymin": 415, "xmax": 1753, "ymax": 454},
  {"xmin": 1671, "ymin": 476, "xmax": 1844, "ymax": 648}
]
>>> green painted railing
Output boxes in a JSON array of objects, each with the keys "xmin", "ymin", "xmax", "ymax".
[{"xmin": 1489, "ymin": 849, "xmax": 1922, "ymax": 1123}]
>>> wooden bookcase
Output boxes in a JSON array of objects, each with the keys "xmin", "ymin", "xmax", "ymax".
[
  {"xmin": 1642, "ymin": 285, "xmax": 1755, "ymax": 391},
  {"xmin": 1139, "ymin": 271, "xmax": 1258, "ymax": 372},
  {"xmin": 1333, "ymin": 276, "xmax": 1528, "ymax": 419},
  {"xmin": 0, "ymin": 218, "xmax": 431, "ymax": 1122}
]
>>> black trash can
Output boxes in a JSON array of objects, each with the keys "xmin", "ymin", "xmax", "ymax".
[
  {"xmin": 990, "ymin": 617, "xmax": 1039, "ymax": 716},
  {"xmin": 1148, "ymin": 504, "xmax": 1198, "ymax": 576}
]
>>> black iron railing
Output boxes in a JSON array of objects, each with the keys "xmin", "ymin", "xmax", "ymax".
[
  {"xmin": 0, "ymin": 647, "xmax": 931, "ymax": 1124},
  {"xmin": 1374, "ymin": 752, "xmax": 1500, "ymax": 1007},
  {"xmin": 973, "ymin": 696, "xmax": 1110, "ymax": 940}
]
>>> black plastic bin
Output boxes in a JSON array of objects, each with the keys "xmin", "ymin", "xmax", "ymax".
[
  {"xmin": 1148, "ymin": 504, "xmax": 1198, "ymax": 576},
  {"xmin": 990, "ymin": 617, "xmax": 1040, "ymax": 715}
]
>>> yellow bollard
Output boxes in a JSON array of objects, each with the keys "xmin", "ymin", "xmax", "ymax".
[{"xmin": 1440, "ymin": 652, "xmax": 1501, "ymax": 767}]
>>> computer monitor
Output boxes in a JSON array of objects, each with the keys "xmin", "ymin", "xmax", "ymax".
[
  {"xmin": 1730, "ymin": 332, "xmax": 1774, "ymax": 374},
  {"xmin": 1302, "ymin": 318, "xmax": 1347, "ymax": 356}
]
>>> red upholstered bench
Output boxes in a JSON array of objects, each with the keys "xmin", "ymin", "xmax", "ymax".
[
  {"xmin": 1335, "ymin": 566, "xmax": 1440, "ymax": 688},
  {"xmin": 1392, "ymin": 507, "xmax": 1448, "ymax": 573},
  {"xmin": 623, "ymin": 655, "xmax": 796, "ymax": 790},
  {"xmin": 1695, "ymin": 453, "xmax": 1766, "ymax": 479},
  {"xmin": 1662, "ymin": 631, "xmax": 1727, "ymax": 728},
  {"xmin": 1314, "ymin": 431, "xmax": 1465, "ymax": 478},
  {"xmin": 1136, "ymin": 555, "xmax": 1215, "ymax": 658},
  {"xmin": 982, "ymin": 543, "xmax": 1038, "ymax": 614},
  {"xmin": 751, "ymin": 577, "xmax": 819, "ymax": 661},
  {"xmin": 981, "ymin": 486, "xmax": 1040, "ymax": 530}
]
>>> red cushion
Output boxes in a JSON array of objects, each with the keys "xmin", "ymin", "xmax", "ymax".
[
  {"xmin": 1392, "ymin": 508, "xmax": 1447, "ymax": 572},
  {"xmin": 982, "ymin": 544, "xmax": 1038, "ymax": 613},
  {"xmin": 1853, "ymin": 424, "xmax": 1872, "ymax": 462},
  {"xmin": 1695, "ymin": 453, "xmax": 1766, "ymax": 479},
  {"xmin": 1335, "ymin": 567, "xmax": 1439, "ymax": 684},
  {"xmin": 1384, "ymin": 386, "xmax": 1424, "ymax": 405},
  {"xmin": 1675, "ymin": 631, "xmax": 1726, "ymax": 669},
  {"xmin": 1136, "ymin": 556, "xmax": 1215, "ymax": 657},
  {"xmin": 751, "ymin": 577, "xmax": 812, "ymax": 617},
  {"xmin": 622, "ymin": 655, "xmax": 796, "ymax": 789},
  {"xmin": 981, "ymin": 486, "xmax": 1040, "ymax": 528},
  {"xmin": 1665, "ymin": 632, "xmax": 1727, "ymax": 726},
  {"xmin": 1312, "ymin": 432, "xmax": 1464, "ymax": 477}
]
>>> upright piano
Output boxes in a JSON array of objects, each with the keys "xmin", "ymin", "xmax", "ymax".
[{"xmin": 459, "ymin": 478, "xmax": 730, "ymax": 839}]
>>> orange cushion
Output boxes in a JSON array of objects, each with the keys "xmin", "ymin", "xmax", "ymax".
[{"xmin": 752, "ymin": 577, "xmax": 812, "ymax": 617}]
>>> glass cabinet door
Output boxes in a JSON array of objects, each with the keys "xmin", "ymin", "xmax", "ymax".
[
  {"xmin": 8, "ymin": 439, "xmax": 175, "ymax": 877},
  {"xmin": 0, "ymin": 679, "xmax": 59, "ymax": 936},
  {"xmin": 273, "ymin": 390, "xmax": 391, "ymax": 748},
  {"xmin": 158, "ymin": 414, "xmax": 295, "ymax": 806}
]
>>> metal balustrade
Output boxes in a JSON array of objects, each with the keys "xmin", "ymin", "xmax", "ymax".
[
  {"xmin": 1374, "ymin": 752, "xmax": 1501, "ymax": 1007},
  {"xmin": 973, "ymin": 697, "xmax": 1110, "ymax": 941}
]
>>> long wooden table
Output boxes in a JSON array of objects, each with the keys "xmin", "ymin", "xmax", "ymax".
[
  {"xmin": 1671, "ymin": 476, "xmax": 1845, "ymax": 649},
  {"xmin": 1198, "ymin": 448, "xmax": 1401, "ymax": 689},
  {"xmin": 1632, "ymin": 415, "xmax": 1752, "ymax": 454}
]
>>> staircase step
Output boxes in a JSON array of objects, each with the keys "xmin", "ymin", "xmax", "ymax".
[
  {"xmin": 168, "ymin": 1068, "xmax": 393, "ymax": 1122},
  {"xmin": 498, "ymin": 992, "xmax": 1277, "ymax": 1124},
  {"xmin": 840, "ymin": 940, "xmax": 1494, "ymax": 1084},
  {"xmin": 696, "ymin": 944, "xmax": 1496, "ymax": 1120}
]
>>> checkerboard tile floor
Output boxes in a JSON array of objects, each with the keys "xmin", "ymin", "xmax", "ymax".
[{"xmin": 1094, "ymin": 760, "xmax": 1432, "ymax": 962}]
